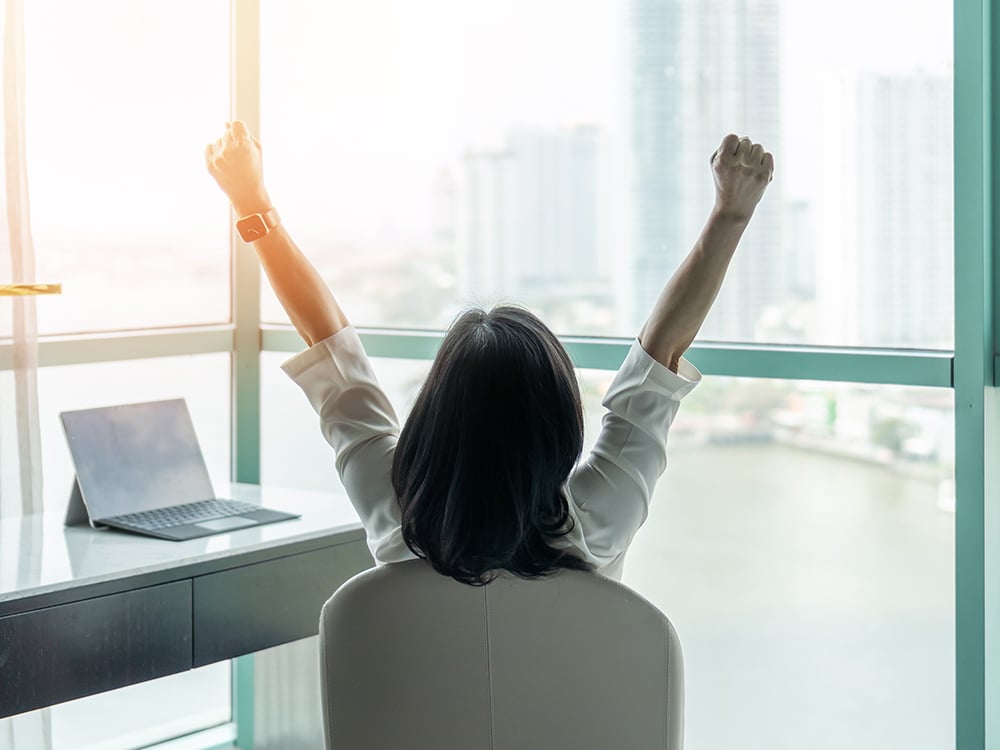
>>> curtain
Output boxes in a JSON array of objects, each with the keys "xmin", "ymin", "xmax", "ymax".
[{"xmin": 0, "ymin": 0, "xmax": 51, "ymax": 746}]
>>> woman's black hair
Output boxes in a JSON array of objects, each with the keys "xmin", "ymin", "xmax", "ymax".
[{"xmin": 391, "ymin": 304, "xmax": 594, "ymax": 585}]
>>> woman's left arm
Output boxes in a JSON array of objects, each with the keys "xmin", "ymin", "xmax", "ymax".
[
  {"xmin": 639, "ymin": 134, "xmax": 774, "ymax": 371},
  {"xmin": 205, "ymin": 120, "xmax": 347, "ymax": 347},
  {"xmin": 565, "ymin": 342, "xmax": 700, "ymax": 568}
]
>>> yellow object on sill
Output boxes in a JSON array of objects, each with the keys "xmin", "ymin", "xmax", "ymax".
[{"xmin": 0, "ymin": 283, "xmax": 61, "ymax": 296}]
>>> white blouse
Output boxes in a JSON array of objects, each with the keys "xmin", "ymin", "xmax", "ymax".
[{"xmin": 281, "ymin": 325, "xmax": 701, "ymax": 581}]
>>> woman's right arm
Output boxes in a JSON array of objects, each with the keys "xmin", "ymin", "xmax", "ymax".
[
  {"xmin": 205, "ymin": 121, "xmax": 412, "ymax": 563},
  {"xmin": 204, "ymin": 120, "xmax": 347, "ymax": 346}
]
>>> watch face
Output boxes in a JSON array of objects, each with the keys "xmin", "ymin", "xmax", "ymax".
[{"xmin": 237, "ymin": 214, "xmax": 268, "ymax": 242}]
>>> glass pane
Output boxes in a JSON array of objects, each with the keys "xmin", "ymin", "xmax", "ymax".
[
  {"xmin": 25, "ymin": 0, "xmax": 230, "ymax": 333},
  {"xmin": 263, "ymin": 350, "xmax": 954, "ymax": 748},
  {"xmin": 16, "ymin": 352, "xmax": 230, "ymax": 515},
  {"xmin": 49, "ymin": 665, "xmax": 230, "ymax": 750},
  {"xmin": 0, "ymin": 353, "xmax": 233, "ymax": 746},
  {"xmin": 260, "ymin": 0, "xmax": 952, "ymax": 348},
  {"xmin": 4, "ymin": 665, "xmax": 230, "ymax": 750},
  {"xmin": 593, "ymin": 373, "xmax": 952, "ymax": 750},
  {"xmin": 261, "ymin": 352, "xmax": 429, "ymax": 492}
]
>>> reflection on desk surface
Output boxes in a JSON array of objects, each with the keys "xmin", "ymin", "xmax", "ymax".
[
  {"xmin": 64, "ymin": 527, "xmax": 210, "ymax": 579},
  {"xmin": 0, "ymin": 482, "xmax": 364, "ymax": 605}
]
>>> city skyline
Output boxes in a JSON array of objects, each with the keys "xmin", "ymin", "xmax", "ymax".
[
  {"xmin": 816, "ymin": 70, "xmax": 953, "ymax": 349},
  {"xmin": 19, "ymin": 0, "xmax": 956, "ymax": 353},
  {"xmin": 423, "ymin": 0, "xmax": 954, "ymax": 349},
  {"xmin": 452, "ymin": 125, "xmax": 616, "ymax": 331}
]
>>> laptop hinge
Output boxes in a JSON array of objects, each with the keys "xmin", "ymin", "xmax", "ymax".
[{"xmin": 64, "ymin": 476, "xmax": 91, "ymax": 527}]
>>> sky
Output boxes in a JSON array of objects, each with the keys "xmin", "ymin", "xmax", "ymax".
[
  {"xmin": 259, "ymin": 0, "xmax": 953, "ymax": 239},
  {"xmin": 18, "ymin": 0, "xmax": 952, "ymax": 245}
]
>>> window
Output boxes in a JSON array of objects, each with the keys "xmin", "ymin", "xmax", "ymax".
[
  {"xmin": 5, "ymin": 3, "xmax": 238, "ymax": 745},
  {"xmin": 24, "ymin": 0, "xmax": 231, "ymax": 334},
  {"xmin": 263, "ymin": 357, "xmax": 956, "ymax": 748},
  {"xmin": 602, "ymin": 374, "xmax": 955, "ymax": 749},
  {"xmin": 0, "ymin": 354, "xmax": 233, "ymax": 747},
  {"xmin": 260, "ymin": 0, "xmax": 952, "ymax": 349},
  {"xmin": 29, "ymin": 354, "xmax": 231, "ymax": 512},
  {"xmin": 49, "ymin": 665, "xmax": 230, "ymax": 750}
]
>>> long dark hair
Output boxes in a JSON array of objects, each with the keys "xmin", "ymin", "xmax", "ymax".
[{"xmin": 391, "ymin": 305, "xmax": 594, "ymax": 585}]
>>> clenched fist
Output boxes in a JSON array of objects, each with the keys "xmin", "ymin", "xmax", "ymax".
[
  {"xmin": 205, "ymin": 121, "xmax": 271, "ymax": 217},
  {"xmin": 710, "ymin": 134, "xmax": 774, "ymax": 222}
]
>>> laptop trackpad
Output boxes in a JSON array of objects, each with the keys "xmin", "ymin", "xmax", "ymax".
[{"xmin": 195, "ymin": 516, "xmax": 257, "ymax": 532}]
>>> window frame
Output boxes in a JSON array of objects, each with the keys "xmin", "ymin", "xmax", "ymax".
[
  {"xmin": 953, "ymin": 1, "xmax": 997, "ymax": 748},
  {"xmin": 0, "ymin": 0, "xmax": 990, "ymax": 747}
]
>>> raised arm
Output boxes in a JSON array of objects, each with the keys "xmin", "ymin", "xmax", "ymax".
[
  {"xmin": 205, "ymin": 121, "xmax": 347, "ymax": 346},
  {"xmin": 639, "ymin": 133, "xmax": 774, "ymax": 371}
]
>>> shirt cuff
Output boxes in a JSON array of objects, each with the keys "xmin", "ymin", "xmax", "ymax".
[
  {"xmin": 613, "ymin": 338, "xmax": 701, "ymax": 402},
  {"xmin": 279, "ymin": 325, "xmax": 363, "ymax": 380}
]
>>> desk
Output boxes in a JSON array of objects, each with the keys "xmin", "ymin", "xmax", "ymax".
[{"xmin": 0, "ymin": 483, "xmax": 374, "ymax": 719}]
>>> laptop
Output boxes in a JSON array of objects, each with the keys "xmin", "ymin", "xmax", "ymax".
[{"xmin": 61, "ymin": 398, "xmax": 299, "ymax": 541}]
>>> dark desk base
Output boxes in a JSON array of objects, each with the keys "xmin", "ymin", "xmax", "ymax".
[{"xmin": 0, "ymin": 537, "xmax": 373, "ymax": 718}]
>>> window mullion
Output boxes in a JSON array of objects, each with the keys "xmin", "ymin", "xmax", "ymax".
[{"xmin": 259, "ymin": 325, "xmax": 953, "ymax": 388}]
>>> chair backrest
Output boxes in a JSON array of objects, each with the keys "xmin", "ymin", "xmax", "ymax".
[{"xmin": 319, "ymin": 558, "xmax": 684, "ymax": 750}]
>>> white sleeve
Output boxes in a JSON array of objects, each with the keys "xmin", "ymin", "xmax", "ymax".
[
  {"xmin": 279, "ymin": 326, "xmax": 413, "ymax": 564},
  {"xmin": 563, "ymin": 339, "xmax": 701, "ymax": 577}
]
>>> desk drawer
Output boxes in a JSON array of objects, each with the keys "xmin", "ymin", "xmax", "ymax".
[
  {"xmin": 192, "ymin": 539, "xmax": 373, "ymax": 666},
  {"xmin": 0, "ymin": 581, "xmax": 192, "ymax": 719}
]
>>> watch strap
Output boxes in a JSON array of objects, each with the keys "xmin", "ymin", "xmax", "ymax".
[{"xmin": 256, "ymin": 207, "xmax": 280, "ymax": 231}]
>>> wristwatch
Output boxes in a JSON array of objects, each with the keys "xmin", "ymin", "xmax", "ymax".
[{"xmin": 235, "ymin": 207, "xmax": 281, "ymax": 243}]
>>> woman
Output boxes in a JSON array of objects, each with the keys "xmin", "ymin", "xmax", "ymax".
[{"xmin": 205, "ymin": 122, "xmax": 773, "ymax": 584}]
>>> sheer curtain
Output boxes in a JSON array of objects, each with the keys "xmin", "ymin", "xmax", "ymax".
[
  {"xmin": 0, "ymin": 0, "xmax": 50, "ymax": 747},
  {"xmin": 254, "ymin": 638, "xmax": 325, "ymax": 749}
]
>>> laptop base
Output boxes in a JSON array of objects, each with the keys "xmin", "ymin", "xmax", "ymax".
[{"xmin": 101, "ymin": 508, "xmax": 301, "ymax": 541}]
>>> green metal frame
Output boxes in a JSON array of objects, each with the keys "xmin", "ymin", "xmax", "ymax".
[
  {"xmin": 230, "ymin": 0, "xmax": 260, "ymax": 747},
  {"xmin": 0, "ymin": 326, "xmax": 234, "ymax": 369},
  {"xmin": 261, "ymin": 327, "xmax": 955, "ymax": 386},
  {"xmin": 954, "ymin": 1, "xmax": 997, "ymax": 748},
  {"xmin": 230, "ymin": 0, "xmax": 261, "ymax": 488},
  {"xmin": 231, "ymin": 655, "xmax": 255, "ymax": 750}
]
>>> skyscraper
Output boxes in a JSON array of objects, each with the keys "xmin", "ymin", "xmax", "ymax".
[
  {"xmin": 816, "ymin": 72, "xmax": 953, "ymax": 348},
  {"xmin": 627, "ymin": 0, "xmax": 783, "ymax": 341},
  {"xmin": 455, "ymin": 126, "xmax": 613, "ymax": 327},
  {"xmin": 455, "ymin": 149, "xmax": 514, "ymax": 305}
]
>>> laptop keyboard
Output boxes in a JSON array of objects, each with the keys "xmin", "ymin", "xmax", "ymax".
[{"xmin": 107, "ymin": 499, "xmax": 262, "ymax": 531}]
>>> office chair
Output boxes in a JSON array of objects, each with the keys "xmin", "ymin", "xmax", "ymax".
[{"xmin": 319, "ymin": 558, "xmax": 684, "ymax": 749}]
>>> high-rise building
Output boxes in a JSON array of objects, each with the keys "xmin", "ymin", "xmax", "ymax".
[
  {"xmin": 816, "ymin": 72, "xmax": 953, "ymax": 348},
  {"xmin": 627, "ymin": 0, "xmax": 783, "ymax": 340},
  {"xmin": 455, "ymin": 126, "xmax": 613, "ymax": 326}
]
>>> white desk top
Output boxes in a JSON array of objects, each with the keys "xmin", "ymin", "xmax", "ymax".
[{"xmin": 0, "ymin": 483, "xmax": 366, "ymax": 609}]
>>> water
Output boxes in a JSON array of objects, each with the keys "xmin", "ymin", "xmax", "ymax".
[{"xmin": 623, "ymin": 444, "xmax": 954, "ymax": 750}]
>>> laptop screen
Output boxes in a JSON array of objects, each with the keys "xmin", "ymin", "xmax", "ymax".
[{"xmin": 60, "ymin": 398, "xmax": 216, "ymax": 521}]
